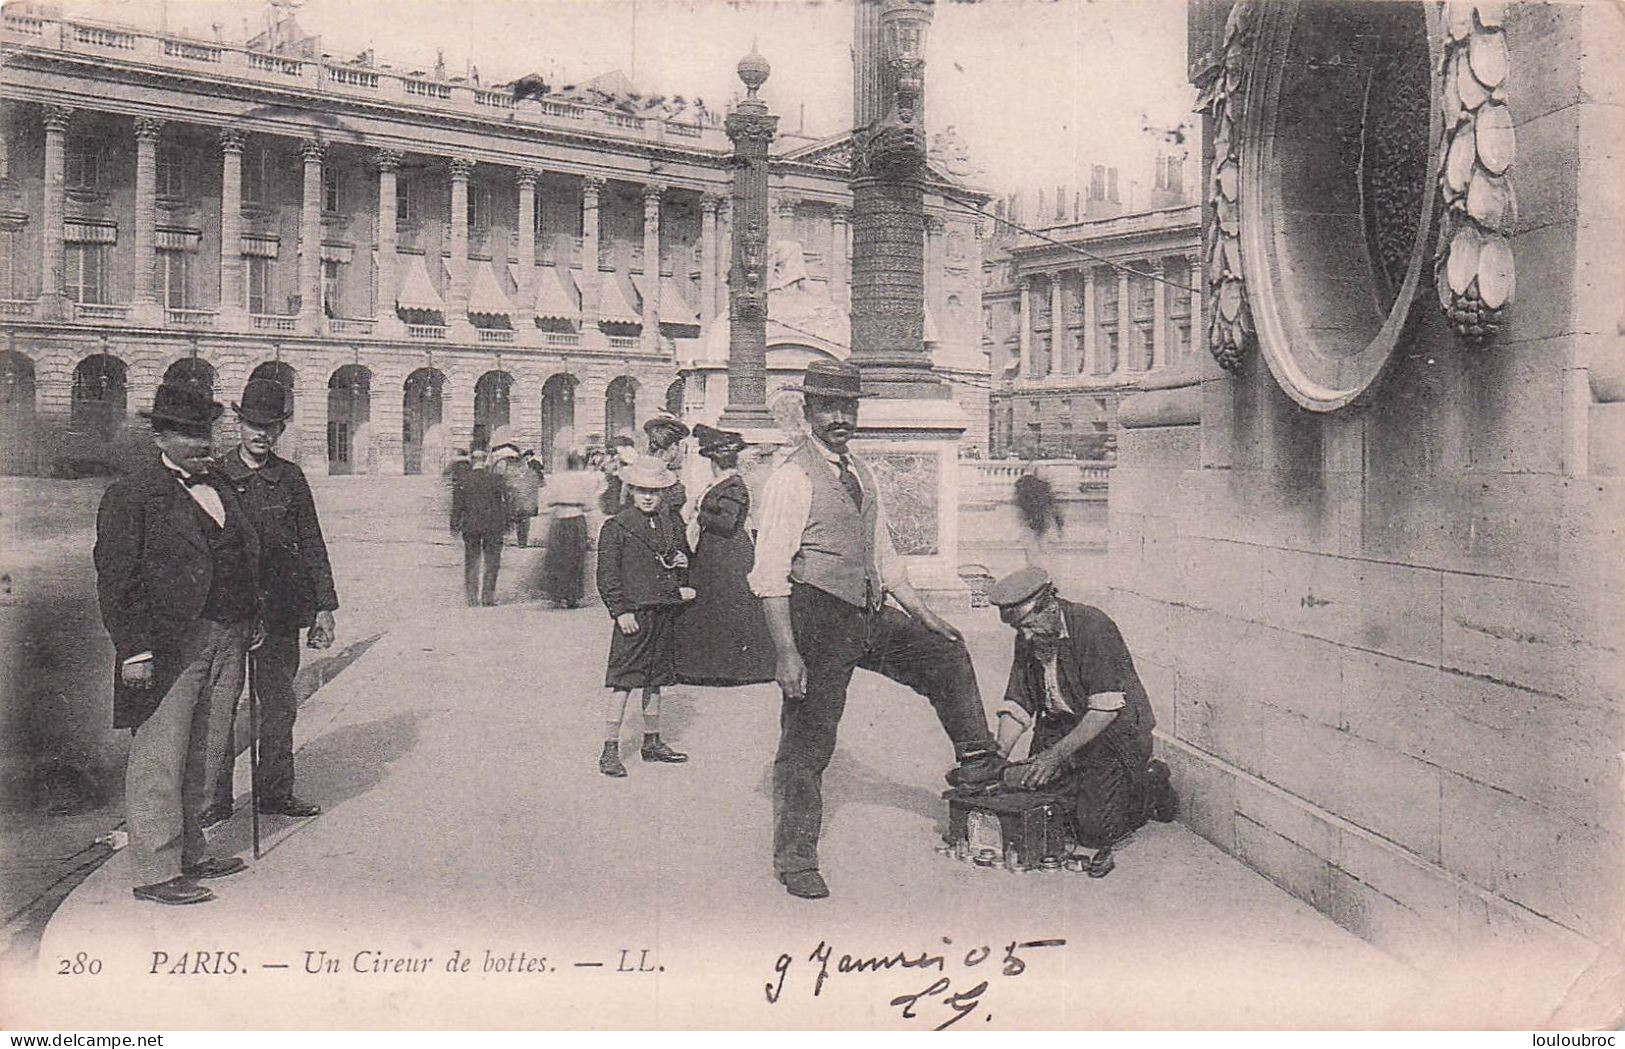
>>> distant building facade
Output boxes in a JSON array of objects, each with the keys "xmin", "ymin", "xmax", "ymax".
[
  {"xmin": 984, "ymin": 159, "xmax": 1199, "ymax": 459},
  {"xmin": 0, "ymin": 3, "xmax": 988, "ymax": 475}
]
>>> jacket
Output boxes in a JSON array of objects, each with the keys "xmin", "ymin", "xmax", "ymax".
[
  {"xmin": 595, "ymin": 506, "xmax": 692, "ymax": 616},
  {"xmin": 460, "ymin": 468, "xmax": 512, "ymax": 536},
  {"xmin": 94, "ymin": 458, "xmax": 263, "ymax": 728},
  {"xmin": 215, "ymin": 449, "xmax": 339, "ymax": 634}
]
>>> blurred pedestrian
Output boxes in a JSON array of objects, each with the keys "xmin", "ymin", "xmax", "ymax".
[
  {"xmin": 94, "ymin": 381, "xmax": 256, "ymax": 905},
  {"xmin": 461, "ymin": 449, "xmax": 511, "ymax": 606},
  {"xmin": 444, "ymin": 448, "xmax": 471, "ymax": 534},
  {"xmin": 594, "ymin": 457, "xmax": 696, "ymax": 777},
  {"xmin": 538, "ymin": 451, "xmax": 597, "ymax": 608},
  {"xmin": 598, "ymin": 435, "xmax": 636, "ymax": 515},
  {"xmin": 675, "ymin": 424, "xmax": 775, "ymax": 686},
  {"xmin": 205, "ymin": 377, "xmax": 337, "ymax": 826}
]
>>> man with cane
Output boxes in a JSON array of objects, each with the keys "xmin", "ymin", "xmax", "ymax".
[{"xmin": 202, "ymin": 377, "xmax": 339, "ymax": 828}]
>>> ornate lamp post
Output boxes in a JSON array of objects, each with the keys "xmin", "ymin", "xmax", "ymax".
[{"xmin": 718, "ymin": 46, "xmax": 777, "ymax": 429}]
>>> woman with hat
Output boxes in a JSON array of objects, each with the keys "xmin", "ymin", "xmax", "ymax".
[
  {"xmin": 536, "ymin": 450, "xmax": 599, "ymax": 608},
  {"xmin": 642, "ymin": 412, "xmax": 691, "ymax": 518},
  {"xmin": 674, "ymin": 424, "xmax": 775, "ymax": 686},
  {"xmin": 594, "ymin": 456, "xmax": 697, "ymax": 777}
]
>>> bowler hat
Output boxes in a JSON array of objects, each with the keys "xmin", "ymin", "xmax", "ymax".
[
  {"xmin": 987, "ymin": 565, "xmax": 1054, "ymax": 609},
  {"xmin": 231, "ymin": 377, "xmax": 293, "ymax": 425},
  {"xmin": 619, "ymin": 455, "xmax": 677, "ymax": 491},
  {"xmin": 693, "ymin": 423, "xmax": 746, "ymax": 458},
  {"xmin": 785, "ymin": 359, "xmax": 868, "ymax": 400},
  {"xmin": 140, "ymin": 381, "xmax": 224, "ymax": 429}
]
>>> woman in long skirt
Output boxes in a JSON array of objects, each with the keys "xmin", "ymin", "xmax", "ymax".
[
  {"xmin": 675, "ymin": 425, "xmax": 776, "ymax": 686},
  {"xmin": 539, "ymin": 452, "xmax": 598, "ymax": 608}
]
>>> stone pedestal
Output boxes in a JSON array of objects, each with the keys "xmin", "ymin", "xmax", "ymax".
[{"xmin": 854, "ymin": 396, "xmax": 969, "ymax": 610}]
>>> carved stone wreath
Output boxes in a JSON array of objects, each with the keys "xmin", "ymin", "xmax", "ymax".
[
  {"xmin": 1434, "ymin": 2, "xmax": 1516, "ymax": 347},
  {"xmin": 1197, "ymin": 1, "xmax": 1255, "ymax": 374}
]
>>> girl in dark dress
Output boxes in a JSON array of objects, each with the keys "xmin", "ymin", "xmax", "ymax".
[
  {"xmin": 675, "ymin": 425, "xmax": 776, "ymax": 686},
  {"xmin": 595, "ymin": 457, "xmax": 695, "ymax": 777},
  {"xmin": 538, "ymin": 452, "xmax": 594, "ymax": 607}
]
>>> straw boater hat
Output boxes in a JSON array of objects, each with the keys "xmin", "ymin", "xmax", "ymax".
[
  {"xmin": 490, "ymin": 445, "xmax": 519, "ymax": 463},
  {"xmin": 619, "ymin": 455, "xmax": 678, "ymax": 490},
  {"xmin": 693, "ymin": 423, "xmax": 747, "ymax": 458},
  {"xmin": 231, "ymin": 377, "xmax": 294, "ymax": 426},
  {"xmin": 140, "ymin": 382, "xmax": 224, "ymax": 429},
  {"xmin": 784, "ymin": 359, "xmax": 868, "ymax": 400}
]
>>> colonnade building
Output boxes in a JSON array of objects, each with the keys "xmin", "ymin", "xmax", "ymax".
[
  {"xmin": 0, "ymin": 5, "xmax": 988, "ymax": 475},
  {"xmin": 984, "ymin": 163, "xmax": 1200, "ymax": 459}
]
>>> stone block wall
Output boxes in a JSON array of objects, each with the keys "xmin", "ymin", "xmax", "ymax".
[{"xmin": 1116, "ymin": 1, "xmax": 1624, "ymax": 986}]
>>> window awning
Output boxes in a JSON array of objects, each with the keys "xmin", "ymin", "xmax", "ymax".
[
  {"xmin": 156, "ymin": 227, "xmax": 202, "ymax": 252},
  {"xmin": 468, "ymin": 259, "xmax": 512, "ymax": 317},
  {"xmin": 395, "ymin": 253, "xmax": 445, "ymax": 312},
  {"xmin": 241, "ymin": 233, "xmax": 279, "ymax": 258},
  {"xmin": 631, "ymin": 273, "xmax": 700, "ymax": 326},
  {"xmin": 534, "ymin": 266, "xmax": 581, "ymax": 322},
  {"xmin": 320, "ymin": 242, "xmax": 354, "ymax": 264},
  {"xmin": 596, "ymin": 271, "xmax": 643, "ymax": 325},
  {"xmin": 64, "ymin": 219, "xmax": 116, "ymax": 244}
]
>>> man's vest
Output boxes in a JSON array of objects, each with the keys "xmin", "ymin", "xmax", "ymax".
[
  {"xmin": 787, "ymin": 441, "xmax": 884, "ymax": 609},
  {"xmin": 192, "ymin": 495, "xmax": 256, "ymax": 625}
]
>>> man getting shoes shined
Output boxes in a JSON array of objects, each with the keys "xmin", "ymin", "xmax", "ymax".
[
  {"xmin": 201, "ymin": 377, "xmax": 338, "ymax": 827},
  {"xmin": 749, "ymin": 361, "xmax": 1004, "ymax": 900}
]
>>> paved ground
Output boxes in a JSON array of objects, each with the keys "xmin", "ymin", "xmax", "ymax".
[{"xmin": 8, "ymin": 590, "xmax": 1456, "ymax": 1030}]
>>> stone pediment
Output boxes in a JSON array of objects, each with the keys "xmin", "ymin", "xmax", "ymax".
[{"xmin": 779, "ymin": 131, "xmax": 981, "ymax": 192}]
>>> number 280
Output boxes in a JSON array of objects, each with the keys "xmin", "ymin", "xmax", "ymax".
[{"xmin": 58, "ymin": 952, "xmax": 102, "ymax": 975}]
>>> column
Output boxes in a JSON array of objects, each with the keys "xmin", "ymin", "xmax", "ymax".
[
  {"xmin": 925, "ymin": 213, "xmax": 945, "ymax": 347},
  {"xmin": 1116, "ymin": 267, "xmax": 1132, "ymax": 375},
  {"xmin": 699, "ymin": 193, "xmax": 720, "ymax": 331},
  {"xmin": 373, "ymin": 149, "xmax": 404, "ymax": 335},
  {"xmin": 371, "ymin": 363, "xmax": 406, "ymax": 474},
  {"xmin": 131, "ymin": 116, "xmax": 164, "ymax": 324},
  {"xmin": 580, "ymin": 176, "xmax": 603, "ymax": 335},
  {"xmin": 715, "ymin": 199, "xmax": 732, "ymax": 320},
  {"xmin": 299, "ymin": 140, "xmax": 324, "ymax": 332},
  {"xmin": 1018, "ymin": 277, "xmax": 1033, "ymax": 378},
  {"xmin": 830, "ymin": 204, "xmax": 850, "ymax": 309},
  {"xmin": 1081, "ymin": 268, "xmax": 1097, "ymax": 378},
  {"xmin": 773, "ymin": 194, "xmax": 798, "ymax": 244},
  {"xmin": 218, "ymin": 130, "xmax": 247, "ymax": 327},
  {"xmin": 641, "ymin": 183, "xmax": 663, "ymax": 352},
  {"xmin": 719, "ymin": 60, "xmax": 776, "ymax": 429},
  {"xmin": 516, "ymin": 168, "xmax": 539, "ymax": 339},
  {"xmin": 1050, "ymin": 270, "xmax": 1066, "ymax": 375},
  {"xmin": 39, "ymin": 105, "xmax": 70, "ymax": 318},
  {"xmin": 1187, "ymin": 251, "xmax": 1203, "ymax": 363},
  {"xmin": 1151, "ymin": 259, "xmax": 1168, "ymax": 370},
  {"xmin": 447, "ymin": 157, "xmax": 473, "ymax": 333}
]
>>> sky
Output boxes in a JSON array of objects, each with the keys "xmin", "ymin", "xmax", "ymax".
[{"xmin": 67, "ymin": 0, "xmax": 1195, "ymax": 202}]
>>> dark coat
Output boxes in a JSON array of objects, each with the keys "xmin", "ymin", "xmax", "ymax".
[
  {"xmin": 1003, "ymin": 600, "xmax": 1156, "ymax": 765},
  {"xmin": 215, "ymin": 450, "xmax": 339, "ymax": 635},
  {"xmin": 595, "ymin": 506, "xmax": 691, "ymax": 616},
  {"xmin": 459, "ymin": 468, "xmax": 512, "ymax": 536},
  {"xmin": 94, "ymin": 459, "xmax": 263, "ymax": 729},
  {"xmin": 445, "ymin": 459, "xmax": 473, "ymax": 530}
]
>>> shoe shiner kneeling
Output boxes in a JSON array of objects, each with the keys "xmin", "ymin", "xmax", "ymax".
[
  {"xmin": 985, "ymin": 566, "xmax": 1177, "ymax": 875},
  {"xmin": 594, "ymin": 456, "xmax": 696, "ymax": 776}
]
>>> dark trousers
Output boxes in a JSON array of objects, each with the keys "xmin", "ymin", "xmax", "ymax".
[
  {"xmin": 514, "ymin": 516, "xmax": 531, "ymax": 547},
  {"xmin": 1058, "ymin": 734, "xmax": 1154, "ymax": 848},
  {"xmin": 463, "ymin": 531, "xmax": 503, "ymax": 605},
  {"xmin": 773, "ymin": 583, "xmax": 993, "ymax": 875},
  {"xmin": 210, "ymin": 630, "xmax": 302, "ymax": 811}
]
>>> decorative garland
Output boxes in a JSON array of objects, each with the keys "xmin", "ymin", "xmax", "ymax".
[
  {"xmin": 1198, "ymin": 1, "xmax": 1255, "ymax": 373},
  {"xmin": 1435, "ymin": 2, "xmax": 1516, "ymax": 346}
]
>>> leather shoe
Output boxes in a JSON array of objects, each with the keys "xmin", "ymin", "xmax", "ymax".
[
  {"xmin": 779, "ymin": 869, "xmax": 830, "ymax": 899},
  {"xmin": 133, "ymin": 877, "xmax": 214, "ymax": 906},
  {"xmin": 599, "ymin": 743, "xmax": 628, "ymax": 778},
  {"xmin": 199, "ymin": 803, "xmax": 232, "ymax": 829},
  {"xmin": 258, "ymin": 796, "xmax": 321, "ymax": 817},
  {"xmin": 183, "ymin": 856, "xmax": 246, "ymax": 880},
  {"xmin": 945, "ymin": 751, "xmax": 1006, "ymax": 788},
  {"xmin": 640, "ymin": 738, "xmax": 688, "ymax": 763},
  {"xmin": 1147, "ymin": 760, "xmax": 1177, "ymax": 823}
]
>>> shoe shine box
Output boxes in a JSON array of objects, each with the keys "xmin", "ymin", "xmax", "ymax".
[{"xmin": 943, "ymin": 789, "xmax": 1073, "ymax": 870}]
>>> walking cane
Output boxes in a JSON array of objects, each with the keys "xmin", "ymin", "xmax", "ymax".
[{"xmin": 247, "ymin": 653, "xmax": 262, "ymax": 860}]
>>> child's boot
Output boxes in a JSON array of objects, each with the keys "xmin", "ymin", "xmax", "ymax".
[
  {"xmin": 641, "ymin": 734, "xmax": 688, "ymax": 763},
  {"xmin": 599, "ymin": 741, "xmax": 628, "ymax": 777}
]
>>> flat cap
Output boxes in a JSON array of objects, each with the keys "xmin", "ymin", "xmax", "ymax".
[{"xmin": 987, "ymin": 565, "xmax": 1053, "ymax": 608}]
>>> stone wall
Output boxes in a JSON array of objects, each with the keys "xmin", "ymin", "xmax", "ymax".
[{"xmin": 1116, "ymin": 1, "xmax": 1624, "ymax": 981}]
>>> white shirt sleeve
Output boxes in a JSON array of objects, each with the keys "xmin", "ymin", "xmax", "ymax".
[{"xmin": 746, "ymin": 463, "xmax": 813, "ymax": 599}]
